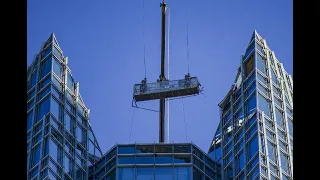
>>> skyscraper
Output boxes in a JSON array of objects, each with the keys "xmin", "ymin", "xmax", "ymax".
[
  {"xmin": 27, "ymin": 33, "xmax": 103, "ymax": 180},
  {"xmin": 208, "ymin": 30, "xmax": 293, "ymax": 180}
]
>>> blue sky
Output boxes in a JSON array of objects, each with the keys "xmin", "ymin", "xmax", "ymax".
[{"xmin": 28, "ymin": 0, "xmax": 292, "ymax": 153}]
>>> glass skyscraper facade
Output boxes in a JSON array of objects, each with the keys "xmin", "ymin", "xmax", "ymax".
[
  {"xmin": 208, "ymin": 31, "xmax": 293, "ymax": 180},
  {"xmin": 27, "ymin": 33, "xmax": 103, "ymax": 180},
  {"xmin": 89, "ymin": 143, "xmax": 221, "ymax": 180}
]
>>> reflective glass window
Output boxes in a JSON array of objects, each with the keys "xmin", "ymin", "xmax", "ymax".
[
  {"xmin": 118, "ymin": 168, "xmax": 134, "ymax": 180},
  {"xmin": 39, "ymin": 75, "xmax": 51, "ymax": 90},
  {"xmin": 267, "ymin": 141, "xmax": 277, "ymax": 163},
  {"xmin": 245, "ymin": 55, "xmax": 255, "ymax": 77},
  {"xmin": 155, "ymin": 145, "xmax": 173, "ymax": 153},
  {"xmin": 28, "ymin": 72, "xmax": 38, "ymax": 90},
  {"xmin": 257, "ymin": 72, "xmax": 268, "ymax": 85},
  {"xmin": 193, "ymin": 168, "xmax": 203, "ymax": 180},
  {"xmin": 271, "ymin": 69, "xmax": 279, "ymax": 85},
  {"xmin": 258, "ymin": 82, "xmax": 269, "ymax": 97},
  {"xmin": 273, "ymin": 85, "xmax": 281, "ymax": 98},
  {"xmin": 154, "ymin": 155, "xmax": 173, "ymax": 164},
  {"xmin": 246, "ymin": 94, "xmax": 256, "ymax": 115},
  {"xmin": 38, "ymin": 97, "xmax": 50, "ymax": 120},
  {"xmin": 31, "ymin": 144, "xmax": 41, "ymax": 167},
  {"xmin": 275, "ymin": 108, "xmax": 285, "ymax": 129},
  {"xmin": 53, "ymin": 57, "xmax": 62, "ymax": 79},
  {"xmin": 41, "ymin": 55, "xmax": 52, "ymax": 78},
  {"xmin": 27, "ymin": 99, "xmax": 35, "ymax": 111},
  {"xmin": 174, "ymin": 144, "xmax": 191, "ymax": 153},
  {"xmin": 136, "ymin": 156, "xmax": 154, "ymax": 164},
  {"xmin": 174, "ymin": 167, "xmax": 191, "ymax": 180},
  {"xmin": 136, "ymin": 145, "xmax": 154, "ymax": 153},
  {"xmin": 155, "ymin": 167, "xmax": 172, "ymax": 179},
  {"xmin": 245, "ymin": 81, "xmax": 256, "ymax": 99},
  {"xmin": 256, "ymin": 52, "xmax": 266, "ymax": 74},
  {"xmin": 256, "ymin": 42, "xmax": 264, "ymax": 55},
  {"xmin": 118, "ymin": 156, "xmax": 135, "ymax": 164},
  {"xmin": 258, "ymin": 93, "xmax": 271, "ymax": 118},
  {"xmin": 244, "ymin": 42, "xmax": 255, "ymax": 59},
  {"xmin": 247, "ymin": 135, "xmax": 258, "ymax": 160},
  {"xmin": 118, "ymin": 145, "xmax": 136, "ymax": 154},
  {"xmin": 27, "ymin": 111, "xmax": 34, "ymax": 131},
  {"xmin": 136, "ymin": 167, "xmax": 154, "ymax": 180},
  {"xmin": 51, "ymin": 97, "xmax": 60, "ymax": 120},
  {"xmin": 67, "ymin": 73, "xmax": 74, "ymax": 91},
  {"xmin": 288, "ymin": 119, "xmax": 293, "ymax": 137}
]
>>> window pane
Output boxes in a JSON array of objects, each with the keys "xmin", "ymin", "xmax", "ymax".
[
  {"xmin": 258, "ymin": 93, "xmax": 271, "ymax": 118},
  {"xmin": 76, "ymin": 125, "xmax": 83, "ymax": 143},
  {"xmin": 271, "ymin": 69, "xmax": 279, "ymax": 85},
  {"xmin": 31, "ymin": 145, "xmax": 41, "ymax": 167},
  {"xmin": 173, "ymin": 167, "xmax": 190, "ymax": 180},
  {"xmin": 118, "ymin": 146, "xmax": 136, "ymax": 154},
  {"xmin": 38, "ymin": 97, "xmax": 50, "ymax": 120},
  {"xmin": 246, "ymin": 94, "xmax": 256, "ymax": 115},
  {"xmin": 236, "ymin": 151, "xmax": 245, "ymax": 173},
  {"xmin": 275, "ymin": 108, "xmax": 285, "ymax": 129},
  {"xmin": 247, "ymin": 135, "xmax": 258, "ymax": 160},
  {"xmin": 244, "ymin": 42, "xmax": 255, "ymax": 60},
  {"xmin": 288, "ymin": 119, "xmax": 293, "ymax": 137},
  {"xmin": 258, "ymin": 83, "xmax": 269, "ymax": 97},
  {"xmin": 41, "ymin": 55, "xmax": 52, "ymax": 78},
  {"xmin": 118, "ymin": 156, "xmax": 135, "ymax": 164},
  {"xmin": 256, "ymin": 53, "xmax": 266, "ymax": 74},
  {"xmin": 51, "ymin": 97, "xmax": 60, "ymax": 120},
  {"xmin": 245, "ymin": 55, "xmax": 255, "ymax": 77},
  {"xmin": 136, "ymin": 167, "xmax": 154, "ymax": 180},
  {"xmin": 136, "ymin": 156, "xmax": 154, "ymax": 164},
  {"xmin": 49, "ymin": 139, "xmax": 59, "ymax": 163},
  {"xmin": 28, "ymin": 72, "xmax": 38, "ymax": 90},
  {"xmin": 27, "ymin": 111, "xmax": 34, "ymax": 131},
  {"xmin": 245, "ymin": 81, "xmax": 256, "ymax": 98},
  {"xmin": 118, "ymin": 168, "xmax": 134, "ymax": 180},
  {"xmin": 267, "ymin": 141, "xmax": 277, "ymax": 163},
  {"xmin": 67, "ymin": 73, "xmax": 74, "ymax": 91},
  {"xmin": 155, "ymin": 167, "xmax": 172, "ymax": 180},
  {"xmin": 53, "ymin": 57, "xmax": 62, "ymax": 79},
  {"xmin": 193, "ymin": 168, "xmax": 203, "ymax": 180}
]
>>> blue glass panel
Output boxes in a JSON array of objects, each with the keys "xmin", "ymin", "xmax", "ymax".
[
  {"xmin": 205, "ymin": 166, "xmax": 215, "ymax": 179},
  {"xmin": 266, "ymin": 129, "xmax": 275, "ymax": 142},
  {"xmin": 246, "ymin": 114, "xmax": 257, "ymax": 128},
  {"xmin": 136, "ymin": 167, "xmax": 154, "ymax": 180},
  {"xmin": 234, "ymin": 98, "xmax": 242, "ymax": 111},
  {"xmin": 118, "ymin": 168, "xmax": 134, "ymax": 180},
  {"xmin": 258, "ymin": 93, "xmax": 271, "ymax": 118},
  {"xmin": 174, "ymin": 144, "xmax": 190, "ymax": 153},
  {"xmin": 155, "ymin": 167, "xmax": 172, "ymax": 180},
  {"xmin": 52, "ymin": 86, "xmax": 61, "ymax": 100},
  {"xmin": 269, "ymin": 163, "xmax": 279, "ymax": 176},
  {"xmin": 267, "ymin": 141, "xmax": 277, "ymax": 163},
  {"xmin": 30, "ymin": 166, "xmax": 39, "ymax": 179},
  {"xmin": 53, "ymin": 47, "xmax": 63, "ymax": 60},
  {"xmin": 39, "ymin": 75, "xmax": 51, "ymax": 90},
  {"xmin": 39, "ymin": 85, "xmax": 51, "ymax": 100},
  {"xmin": 248, "ymin": 166, "xmax": 259, "ymax": 180},
  {"xmin": 288, "ymin": 119, "xmax": 293, "ymax": 137},
  {"xmin": 76, "ymin": 125, "xmax": 83, "ymax": 143},
  {"xmin": 286, "ymin": 107, "xmax": 293, "ymax": 117},
  {"xmin": 246, "ymin": 94, "xmax": 256, "ymax": 114},
  {"xmin": 244, "ymin": 42, "xmax": 255, "ymax": 60},
  {"xmin": 247, "ymin": 155, "xmax": 259, "ymax": 172},
  {"xmin": 67, "ymin": 73, "xmax": 74, "ymax": 91},
  {"xmin": 27, "ymin": 99, "xmax": 35, "ymax": 111},
  {"xmin": 53, "ymin": 57, "xmax": 62, "ymax": 79},
  {"xmin": 155, "ymin": 145, "xmax": 173, "ymax": 153},
  {"xmin": 41, "ymin": 55, "xmax": 52, "ymax": 78},
  {"xmin": 33, "ymin": 132, "xmax": 42, "ymax": 145},
  {"xmin": 257, "ymin": 72, "xmax": 268, "ymax": 85},
  {"xmin": 28, "ymin": 89, "xmax": 35, "ymax": 100},
  {"xmin": 215, "ymin": 145, "xmax": 222, "ymax": 164},
  {"xmin": 237, "ymin": 151, "xmax": 245, "ymax": 173},
  {"xmin": 154, "ymin": 155, "xmax": 173, "ymax": 164},
  {"xmin": 256, "ymin": 42, "xmax": 265, "ymax": 55},
  {"xmin": 275, "ymin": 108, "xmax": 284, "ymax": 129},
  {"xmin": 28, "ymin": 71, "xmax": 38, "ymax": 90},
  {"xmin": 65, "ymin": 112, "xmax": 74, "ymax": 134},
  {"xmin": 245, "ymin": 73, "xmax": 255, "ymax": 88},
  {"xmin": 38, "ymin": 97, "xmax": 50, "ymax": 120},
  {"xmin": 136, "ymin": 156, "xmax": 154, "ymax": 164},
  {"xmin": 247, "ymin": 135, "xmax": 258, "ymax": 160},
  {"xmin": 175, "ymin": 167, "xmax": 191, "ymax": 180},
  {"xmin": 246, "ymin": 124, "xmax": 257, "ymax": 140},
  {"xmin": 44, "ymin": 45, "xmax": 52, "ymax": 57},
  {"xmin": 64, "ymin": 154, "xmax": 71, "ymax": 175},
  {"xmin": 279, "ymin": 140, "xmax": 288, "ymax": 152},
  {"xmin": 31, "ymin": 144, "xmax": 41, "ymax": 167},
  {"xmin": 256, "ymin": 52, "xmax": 266, "ymax": 74},
  {"xmin": 52, "ymin": 76, "xmax": 61, "ymax": 91},
  {"xmin": 193, "ymin": 168, "xmax": 203, "ymax": 180},
  {"xmin": 223, "ymin": 111, "xmax": 232, "ymax": 125},
  {"xmin": 27, "ymin": 111, "xmax": 34, "ymax": 131},
  {"xmin": 51, "ymin": 97, "xmax": 60, "ymax": 120},
  {"xmin": 258, "ymin": 83, "xmax": 269, "ymax": 97},
  {"xmin": 273, "ymin": 96, "xmax": 283, "ymax": 108},
  {"xmin": 277, "ymin": 129, "xmax": 286, "ymax": 141},
  {"xmin": 118, "ymin": 156, "xmax": 135, "ymax": 164},
  {"xmin": 273, "ymin": 85, "xmax": 281, "ymax": 98},
  {"xmin": 49, "ymin": 139, "xmax": 59, "ymax": 162},
  {"xmin": 271, "ymin": 69, "xmax": 279, "ymax": 85}
]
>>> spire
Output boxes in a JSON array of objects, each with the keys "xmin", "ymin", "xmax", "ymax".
[{"xmin": 41, "ymin": 32, "xmax": 61, "ymax": 51}]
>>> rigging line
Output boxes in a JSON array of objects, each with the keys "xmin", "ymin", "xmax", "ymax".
[
  {"xmin": 167, "ymin": 7, "xmax": 171, "ymax": 143},
  {"xmin": 181, "ymin": 99, "xmax": 188, "ymax": 142},
  {"xmin": 186, "ymin": 0, "xmax": 190, "ymax": 73},
  {"xmin": 143, "ymin": 0, "xmax": 147, "ymax": 78},
  {"xmin": 129, "ymin": 108, "xmax": 136, "ymax": 143}
]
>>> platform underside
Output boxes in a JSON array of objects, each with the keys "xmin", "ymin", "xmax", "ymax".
[
  {"xmin": 133, "ymin": 77, "xmax": 201, "ymax": 102},
  {"xmin": 134, "ymin": 86, "xmax": 200, "ymax": 101}
]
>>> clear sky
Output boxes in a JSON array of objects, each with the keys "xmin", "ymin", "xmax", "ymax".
[{"xmin": 28, "ymin": 0, "xmax": 292, "ymax": 153}]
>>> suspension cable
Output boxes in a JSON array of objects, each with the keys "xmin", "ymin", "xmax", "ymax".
[
  {"xmin": 129, "ymin": 108, "xmax": 136, "ymax": 143},
  {"xmin": 185, "ymin": 0, "xmax": 190, "ymax": 73},
  {"xmin": 167, "ymin": 7, "xmax": 171, "ymax": 143},
  {"xmin": 182, "ymin": 99, "xmax": 188, "ymax": 142},
  {"xmin": 143, "ymin": 0, "xmax": 147, "ymax": 79}
]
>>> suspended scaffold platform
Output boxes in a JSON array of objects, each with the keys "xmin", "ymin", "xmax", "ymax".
[{"xmin": 133, "ymin": 74, "xmax": 201, "ymax": 102}]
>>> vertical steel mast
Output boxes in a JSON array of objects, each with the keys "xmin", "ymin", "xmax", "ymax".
[{"xmin": 159, "ymin": 0, "xmax": 167, "ymax": 143}]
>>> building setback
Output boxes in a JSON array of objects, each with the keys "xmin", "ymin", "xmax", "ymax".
[{"xmin": 208, "ymin": 30, "xmax": 293, "ymax": 180}]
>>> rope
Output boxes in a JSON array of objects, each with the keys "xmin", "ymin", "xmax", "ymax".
[
  {"xmin": 186, "ymin": 0, "xmax": 190, "ymax": 73},
  {"xmin": 182, "ymin": 99, "xmax": 188, "ymax": 142},
  {"xmin": 129, "ymin": 108, "xmax": 135, "ymax": 143},
  {"xmin": 143, "ymin": 0, "xmax": 147, "ymax": 78}
]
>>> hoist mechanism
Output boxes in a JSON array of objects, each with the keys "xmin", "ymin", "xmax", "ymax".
[{"xmin": 132, "ymin": 0, "xmax": 202, "ymax": 143}]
